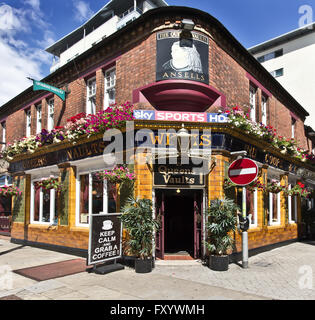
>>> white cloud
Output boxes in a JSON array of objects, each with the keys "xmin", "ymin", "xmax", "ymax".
[
  {"xmin": 73, "ymin": 1, "xmax": 94, "ymax": 23},
  {"xmin": 0, "ymin": 40, "xmax": 43, "ymax": 106},
  {"xmin": 24, "ymin": 0, "xmax": 40, "ymax": 12},
  {"xmin": 0, "ymin": 4, "xmax": 29, "ymax": 33},
  {"xmin": 0, "ymin": 2, "xmax": 56, "ymax": 106}
]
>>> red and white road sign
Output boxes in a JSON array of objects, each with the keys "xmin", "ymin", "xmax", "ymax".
[{"xmin": 228, "ymin": 158, "xmax": 258, "ymax": 186}]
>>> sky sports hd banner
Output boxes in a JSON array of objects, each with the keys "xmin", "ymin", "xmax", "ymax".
[{"xmin": 133, "ymin": 110, "xmax": 228, "ymax": 123}]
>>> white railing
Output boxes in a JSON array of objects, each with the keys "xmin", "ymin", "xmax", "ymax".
[{"xmin": 117, "ymin": 7, "xmax": 142, "ymax": 30}]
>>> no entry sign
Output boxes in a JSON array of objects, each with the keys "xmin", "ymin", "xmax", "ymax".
[{"xmin": 228, "ymin": 158, "xmax": 258, "ymax": 186}]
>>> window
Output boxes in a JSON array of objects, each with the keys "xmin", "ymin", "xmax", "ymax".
[
  {"xmin": 76, "ymin": 171, "xmax": 117, "ymax": 226},
  {"xmin": 104, "ymin": 68, "xmax": 116, "ymax": 109},
  {"xmin": 261, "ymin": 95, "xmax": 268, "ymax": 126},
  {"xmin": 1, "ymin": 121, "xmax": 5, "ymax": 150},
  {"xmin": 270, "ymin": 68, "xmax": 284, "ymax": 78},
  {"xmin": 25, "ymin": 109, "xmax": 31, "ymax": 137},
  {"xmin": 291, "ymin": 118, "xmax": 296, "ymax": 139},
  {"xmin": 36, "ymin": 104, "xmax": 42, "ymax": 134},
  {"xmin": 249, "ymin": 86, "xmax": 256, "ymax": 122},
  {"xmin": 31, "ymin": 180, "xmax": 57, "ymax": 225},
  {"xmin": 86, "ymin": 77, "xmax": 96, "ymax": 114},
  {"xmin": 257, "ymin": 49, "xmax": 283, "ymax": 63},
  {"xmin": 236, "ymin": 187, "xmax": 258, "ymax": 227},
  {"xmin": 267, "ymin": 179, "xmax": 281, "ymax": 225},
  {"xmin": 288, "ymin": 184, "xmax": 297, "ymax": 223},
  {"xmin": 0, "ymin": 174, "xmax": 11, "ymax": 186},
  {"xmin": 47, "ymin": 99, "xmax": 54, "ymax": 131}
]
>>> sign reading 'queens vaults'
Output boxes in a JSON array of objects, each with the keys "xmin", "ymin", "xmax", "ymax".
[{"xmin": 156, "ymin": 30, "xmax": 209, "ymax": 84}]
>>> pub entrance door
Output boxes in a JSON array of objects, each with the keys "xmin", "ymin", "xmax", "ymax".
[
  {"xmin": 155, "ymin": 188, "xmax": 203, "ymax": 259},
  {"xmin": 0, "ymin": 196, "xmax": 12, "ymax": 236}
]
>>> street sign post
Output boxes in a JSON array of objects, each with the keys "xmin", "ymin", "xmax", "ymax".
[{"xmin": 228, "ymin": 158, "xmax": 258, "ymax": 269}]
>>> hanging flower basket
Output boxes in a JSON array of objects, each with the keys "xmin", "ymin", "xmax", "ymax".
[
  {"xmin": 0, "ymin": 102, "xmax": 134, "ymax": 161},
  {"xmin": 223, "ymin": 178, "xmax": 264, "ymax": 192},
  {"xmin": 94, "ymin": 166, "xmax": 136, "ymax": 184},
  {"xmin": 266, "ymin": 181, "xmax": 284, "ymax": 193},
  {"xmin": 0, "ymin": 185, "xmax": 22, "ymax": 197},
  {"xmin": 288, "ymin": 182, "xmax": 312, "ymax": 198},
  {"xmin": 34, "ymin": 177, "xmax": 62, "ymax": 191}
]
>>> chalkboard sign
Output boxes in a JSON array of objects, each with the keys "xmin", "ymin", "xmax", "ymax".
[{"xmin": 88, "ymin": 213, "xmax": 122, "ymax": 266}]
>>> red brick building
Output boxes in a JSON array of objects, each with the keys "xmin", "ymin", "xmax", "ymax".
[{"xmin": 0, "ymin": 4, "xmax": 314, "ymax": 260}]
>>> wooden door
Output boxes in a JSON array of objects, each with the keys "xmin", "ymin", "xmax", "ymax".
[{"xmin": 155, "ymin": 191, "xmax": 165, "ymax": 259}]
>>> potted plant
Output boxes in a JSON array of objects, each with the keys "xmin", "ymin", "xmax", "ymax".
[
  {"xmin": 120, "ymin": 197, "xmax": 160, "ymax": 273},
  {"xmin": 205, "ymin": 197, "xmax": 239, "ymax": 271}
]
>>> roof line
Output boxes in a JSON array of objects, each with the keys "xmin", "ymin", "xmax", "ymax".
[
  {"xmin": 0, "ymin": 5, "xmax": 309, "ymax": 119},
  {"xmin": 248, "ymin": 21, "xmax": 315, "ymax": 52},
  {"xmin": 45, "ymin": 0, "xmax": 115, "ymax": 53}
]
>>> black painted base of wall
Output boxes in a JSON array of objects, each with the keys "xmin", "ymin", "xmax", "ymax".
[
  {"xmin": 10, "ymin": 237, "xmax": 298, "ymax": 266},
  {"xmin": 10, "ymin": 238, "xmax": 88, "ymax": 259},
  {"xmin": 229, "ymin": 238, "xmax": 298, "ymax": 263}
]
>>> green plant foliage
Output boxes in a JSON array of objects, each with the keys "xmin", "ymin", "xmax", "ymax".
[
  {"xmin": 205, "ymin": 197, "xmax": 239, "ymax": 256},
  {"xmin": 120, "ymin": 197, "xmax": 160, "ymax": 260}
]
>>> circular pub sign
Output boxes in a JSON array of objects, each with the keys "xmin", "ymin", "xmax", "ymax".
[{"xmin": 228, "ymin": 158, "xmax": 258, "ymax": 186}]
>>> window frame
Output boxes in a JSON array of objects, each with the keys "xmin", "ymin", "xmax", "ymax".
[
  {"xmin": 25, "ymin": 108, "xmax": 31, "ymax": 137},
  {"xmin": 86, "ymin": 77, "xmax": 96, "ymax": 115},
  {"xmin": 288, "ymin": 184, "xmax": 297, "ymax": 224},
  {"xmin": 76, "ymin": 170, "xmax": 116, "ymax": 228},
  {"xmin": 249, "ymin": 85, "xmax": 257, "ymax": 122},
  {"xmin": 268, "ymin": 180, "xmax": 281, "ymax": 226},
  {"xmin": 237, "ymin": 187, "xmax": 258, "ymax": 228},
  {"xmin": 257, "ymin": 49, "xmax": 283, "ymax": 63},
  {"xmin": 47, "ymin": 98, "xmax": 54, "ymax": 131},
  {"xmin": 1, "ymin": 121, "xmax": 5, "ymax": 150},
  {"xmin": 291, "ymin": 118, "xmax": 296, "ymax": 139},
  {"xmin": 270, "ymin": 68, "xmax": 284, "ymax": 78},
  {"xmin": 104, "ymin": 67, "xmax": 116, "ymax": 109},
  {"xmin": 36, "ymin": 104, "xmax": 42, "ymax": 134},
  {"xmin": 0, "ymin": 174, "xmax": 11, "ymax": 187},
  {"xmin": 261, "ymin": 95, "xmax": 268, "ymax": 126},
  {"xmin": 30, "ymin": 178, "xmax": 57, "ymax": 225}
]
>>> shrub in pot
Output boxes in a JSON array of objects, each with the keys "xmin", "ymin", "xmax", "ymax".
[
  {"xmin": 205, "ymin": 197, "xmax": 239, "ymax": 271},
  {"xmin": 120, "ymin": 197, "xmax": 160, "ymax": 273}
]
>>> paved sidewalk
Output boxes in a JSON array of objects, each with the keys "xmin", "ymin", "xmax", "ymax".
[
  {"xmin": 0, "ymin": 237, "xmax": 314, "ymax": 300},
  {"xmin": 154, "ymin": 241, "xmax": 315, "ymax": 300}
]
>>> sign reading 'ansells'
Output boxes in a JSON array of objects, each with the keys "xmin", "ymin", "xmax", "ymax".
[{"xmin": 156, "ymin": 30, "xmax": 209, "ymax": 84}]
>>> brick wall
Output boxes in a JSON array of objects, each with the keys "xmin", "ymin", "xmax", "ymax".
[{"xmin": 3, "ymin": 25, "xmax": 310, "ymax": 152}]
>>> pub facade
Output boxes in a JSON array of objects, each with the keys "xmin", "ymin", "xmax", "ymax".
[{"xmin": 0, "ymin": 5, "xmax": 314, "ymax": 260}]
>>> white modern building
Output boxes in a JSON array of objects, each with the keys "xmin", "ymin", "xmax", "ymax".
[
  {"xmin": 248, "ymin": 23, "xmax": 315, "ymax": 128},
  {"xmin": 46, "ymin": 0, "xmax": 168, "ymax": 73}
]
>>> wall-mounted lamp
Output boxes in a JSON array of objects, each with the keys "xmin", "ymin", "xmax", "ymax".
[
  {"xmin": 176, "ymin": 124, "xmax": 190, "ymax": 155},
  {"xmin": 181, "ymin": 19, "xmax": 195, "ymax": 31},
  {"xmin": 230, "ymin": 151, "xmax": 247, "ymax": 160}
]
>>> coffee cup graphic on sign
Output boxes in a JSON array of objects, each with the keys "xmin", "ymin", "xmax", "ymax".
[{"xmin": 102, "ymin": 220, "xmax": 113, "ymax": 230}]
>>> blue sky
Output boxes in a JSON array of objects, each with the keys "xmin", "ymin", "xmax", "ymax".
[{"xmin": 0, "ymin": 0, "xmax": 314, "ymax": 110}]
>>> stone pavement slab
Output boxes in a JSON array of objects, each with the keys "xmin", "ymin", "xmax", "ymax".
[
  {"xmin": 153, "ymin": 242, "xmax": 315, "ymax": 300},
  {"xmin": 1, "ymin": 237, "xmax": 315, "ymax": 300}
]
